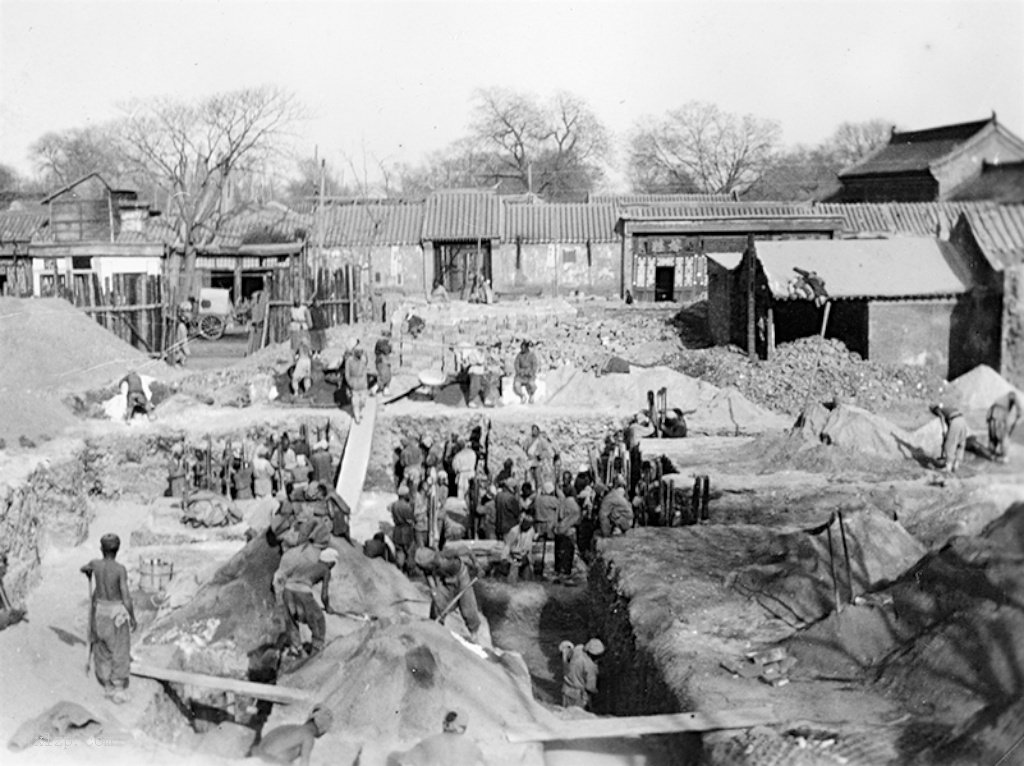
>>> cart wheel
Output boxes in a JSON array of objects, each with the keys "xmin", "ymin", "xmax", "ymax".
[{"xmin": 199, "ymin": 314, "xmax": 225, "ymax": 340}]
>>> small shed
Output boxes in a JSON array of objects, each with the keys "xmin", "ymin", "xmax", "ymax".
[{"xmin": 706, "ymin": 237, "xmax": 1000, "ymax": 379}]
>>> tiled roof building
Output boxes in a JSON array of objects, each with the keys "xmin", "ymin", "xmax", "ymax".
[{"xmin": 831, "ymin": 116, "xmax": 1024, "ymax": 202}]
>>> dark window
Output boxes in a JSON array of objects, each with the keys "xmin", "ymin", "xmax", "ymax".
[{"xmin": 72, "ymin": 256, "xmax": 92, "ymax": 270}]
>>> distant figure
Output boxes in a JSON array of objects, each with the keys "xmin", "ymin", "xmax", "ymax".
[
  {"xmin": 252, "ymin": 705, "xmax": 333, "ymax": 765},
  {"xmin": 931, "ymin": 404, "xmax": 968, "ymax": 473},
  {"xmin": 121, "ymin": 370, "xmax": 154, "ymax": 422},
  {"xmin": 374, "ymin": 331, "xmax": 394, "ymax": 396},
  {"xmin": 430, "ymin": 280, "xmax": 450, "ymax": 303},
  {"xmin": 289, "ymin": 298, "xmax": 313, "ymax": 353},
  {"xmin": 559, "ymin": 638, "xmax": 604, "ymax": 710},
  {"xmin": 451, "ymin": 440, "xmax": 477, "ymax": 500},
  {"xmin": 598, "ymin": 477, "xmax": 633, "ymax": 536},
  {"xmin": 393, "ymin": 710, "xmax": 484, "ymax": 766},
  {"xmin": 390, "ymin": 484, "xmax": 417, "ymax": 572},
  {"xmin": 502, "ymin": 516, "xmax": 537, "ymax": 583},
  {"xmin": 81, "ymin": 534, "xmax": 136, "ymax": 703},
  {"xmin": 624, "ymin": 290, "xmax": 634, "ymax": 305},
  {"xmin": 308, "ymin": 298, "xmax": 329, "ymax": 358},
  {"xmin": 344, "ymin": 341, "xmax": 369, "ymax": 424},
  {"xmin": 513, "ymin": 340, "xmax": 539, "ymax": 404},
  {"xmin": 171, "ymin": 311, "xmax": 190, "ymax": 367},
  {"xmin": 988, "ymin": 391, "xmax": 1021, "ymax": 462},
  {"xmin": 252, "ymin": 445, "xmax": 275, "ymax": 498},
  {"xmin": 291, "ymin": 345, "xmax": 313, "ymax": 397}
]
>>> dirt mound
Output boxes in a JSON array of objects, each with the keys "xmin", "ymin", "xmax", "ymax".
[
  {"xmin": 817, "ymin": 404, "xmax": 927, "ymax": 461},
  {"xmin": 544, "ymin": 364, "xmax": 786, "ymax": 434},
  {"xmin": 947, "ymin": 364, "xmax": 1020, "ymax": 411},
  {"xmin": 0, "ymin": 297, "xmax": 155, "ymax": 444},
  {"xmin": 270, "ymin": 617, "xmax": 553, "ymax": 764},
  {"xmin": 145, "ymin": 533, "xmax": 424, "ymax": 658},
  {"xmin": 732, "ymin": 510, "xmax": 925, "ymax": 628},
  {"xmin": 732, "ymin": 404, "xmax": 933, "ymax": 479},
  {"xmin": 783, "ymin": 502, "xmax": 1024, "ymax": 759},
  {"xmin": 674, "ymin": 337, "xmax": 949, "ymax": 417}
]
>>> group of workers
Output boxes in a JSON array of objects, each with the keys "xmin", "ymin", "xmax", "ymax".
[{"xmin": 931, "ymin": 390, "xmax": 1020, "ymax": 473}]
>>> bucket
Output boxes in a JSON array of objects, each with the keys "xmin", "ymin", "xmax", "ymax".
[{"xmin": 139, "ymin": 557, "xmax": 174, "ymax": 593}]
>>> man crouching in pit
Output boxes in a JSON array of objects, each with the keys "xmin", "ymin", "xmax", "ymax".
[
  {"xmin": 81, "ymin": 533, "xmax": 137, "ymax": 703},
  {"xmin": 252, "ymin": 705, "xmax": 333, "ymax": 765}
]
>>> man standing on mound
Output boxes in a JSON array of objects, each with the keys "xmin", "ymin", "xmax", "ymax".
[{"xmin": 81, "ymin": 533, "xmax": 136, "ymax": 703}]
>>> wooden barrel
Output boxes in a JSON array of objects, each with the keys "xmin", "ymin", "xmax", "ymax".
[{"xmin": 139, "ymin": 557, "xmax": 174, "ymax": 593}]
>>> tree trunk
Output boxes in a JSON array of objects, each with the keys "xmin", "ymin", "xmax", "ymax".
[{"xmin": 182, "ymin": 244, "xmax": 199, "ymax": 299}]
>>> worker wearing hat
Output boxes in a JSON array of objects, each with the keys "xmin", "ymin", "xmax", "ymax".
[
  {"xmin": 513, "ymin": 340, "xmax": 539, "ymax": 405},
  {"xmin": 559, "ymin": 637, "xmax": 605, "ymax": 710},
  {"xmin": 279, "ymin": 546, "xmax": 339, "ymax": 657},
  {"xmin": 80, "ymin": 533, "xmax": 136, "ymax": 703},
  {"xmin": 414, "ymin": 547, "xmax": 482, "ymax": 639}
]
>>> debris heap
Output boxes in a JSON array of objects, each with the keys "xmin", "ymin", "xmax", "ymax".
[{"xmin": 674, "ymin": 337, "xmax": 950, "ymax": 416}]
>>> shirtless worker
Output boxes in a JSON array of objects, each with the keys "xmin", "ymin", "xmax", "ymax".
[
  {"xmin": 81, "ymin": 534, "xmax": 137, "ymax": 703},
  {"xmin": 121, "ymin": 370, "xmax": 154, "ymax": 422},
  {"xmin": 251, "ymin": 705, "xmax": 333, "ymax": 765}
]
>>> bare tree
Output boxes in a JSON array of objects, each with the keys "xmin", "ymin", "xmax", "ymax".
[
  {"xmin": 467, "ymin": 88, "xmax": 610, "ymax": 199},
  {"xmin": 30, "ymin": 124, "xmax": 130, "ymax": 188},
  {"xmin": 118, "ymin": 85, "xmax": 303, "ymax": 298},
  {"xmin": 0, "ymin": 163, "xmax": 22, "ymax": 191},
  {"xmin": 628, "ymin": 102, "xmax": 782, "ymax": 195},
  {"xmin": 825, "ymin": 119, "xmax": 894, "ymax": 169}
]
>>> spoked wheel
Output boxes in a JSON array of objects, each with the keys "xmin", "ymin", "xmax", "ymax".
[{"xmin": 198, "ymin": 314, "xmax": 226, "ymax": 340}]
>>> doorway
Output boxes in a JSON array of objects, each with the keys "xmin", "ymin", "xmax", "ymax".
[
  {"xmin": 434, "ymin": 241, "xmax": 492, "ymax": 299},
  {"xmin": 655, "ymin": 266, "xmax": 675, "ymax": 302}
]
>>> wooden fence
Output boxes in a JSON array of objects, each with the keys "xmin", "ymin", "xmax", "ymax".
[
  {"xmin": 72, "ymin": 272, "xmax": 166, "ymax": 354},
  {"xmin": 248, "ymin": 264, "xmax": 359, "ymax": 352}
]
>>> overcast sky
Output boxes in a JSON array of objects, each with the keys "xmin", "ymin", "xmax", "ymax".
[{"xmin": 1, "ymin": 0, "xmax": 1022, "ymax": 187}]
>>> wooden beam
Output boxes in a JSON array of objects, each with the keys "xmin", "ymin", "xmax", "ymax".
[
  {"xmin": 130, "ymin": 662, "xmax": 314, "ymax": 705},
  {"xmin": 505, "ymin": 707, "xmax": 778, "ymax": 743}
]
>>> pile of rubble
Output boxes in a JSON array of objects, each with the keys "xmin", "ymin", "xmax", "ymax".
[{"xmin": 673, "ymin": 338, "xmax": 950, "ymax": 416}]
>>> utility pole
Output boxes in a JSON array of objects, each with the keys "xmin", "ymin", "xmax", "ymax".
[{"xmin": 314, "ymin": 153, "xmax": 327, "ymax": 299}]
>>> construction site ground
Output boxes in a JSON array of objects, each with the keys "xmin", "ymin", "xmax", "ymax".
[{"xmin": 1, "ymin": 295, "xmax": 1023, "ymax": 765}]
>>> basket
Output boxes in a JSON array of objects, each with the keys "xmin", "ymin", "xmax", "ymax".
[{"xmin": 139, "ymin": 557, "xmax": 174, "ymax": 593}]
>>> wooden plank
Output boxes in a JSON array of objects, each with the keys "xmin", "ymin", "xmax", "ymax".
[
  {"xmin": 335, "ymin": 394, "xmax": 378, "ymax": 511},
  {"xmin": 506, "ymin": 707, "xmax": 778, "ymax": 743},
  {"xmin": 130, "ymin": 662, "xmax": 314, "ymax": 705}
]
